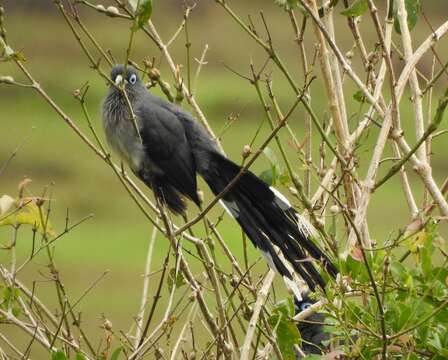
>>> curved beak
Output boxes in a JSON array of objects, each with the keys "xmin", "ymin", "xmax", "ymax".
[{"xmin": 115, "ymin": 74, "xmax": 124, "ymax": 86}]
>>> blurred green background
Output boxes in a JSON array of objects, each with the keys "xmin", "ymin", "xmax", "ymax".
[{"xmin": 0, "ymin": 0, "xmax": 447, "ymax": 355}]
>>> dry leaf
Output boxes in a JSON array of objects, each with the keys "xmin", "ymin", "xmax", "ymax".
[
  {"xmin": 351, "ymin": 247, "xmax": 363, "ymax": 261},
  {"xmin": 18, "ymin": 178, "xmax": 32, "ymax": 193},
  {"xmin": 404, "ymin": 217, "xmax": 424, "ymax": 236}
]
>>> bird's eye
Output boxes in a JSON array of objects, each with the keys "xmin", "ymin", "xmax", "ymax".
[
  {"xmin": 300, "ymin": 302, "xmax": 313, "ymax": 311},
  {"xmin": 129, "ymin": 73, "xmax": 137, "ymax": 84}
]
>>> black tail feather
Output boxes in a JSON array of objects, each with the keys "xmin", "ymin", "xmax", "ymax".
[
  {"xmin": 137, "ymin": 169, "xmax": 199, "ymax": 215},
  {"xmin": 152, "ymin": 178, "xmax": 186, "ymax": 215},
  {"xmin": 203, "ymin": 151, "xmax": 337, "ymax": 291}
]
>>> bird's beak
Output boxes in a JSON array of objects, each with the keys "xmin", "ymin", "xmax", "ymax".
[{"xmin": 115, "ymin": 74, "xmax": 124, "ymax": 86}]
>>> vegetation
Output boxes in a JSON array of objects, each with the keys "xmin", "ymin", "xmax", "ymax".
[{"xmin": 0, "ymin": 0, "xmax": 447, "ymax": 359}]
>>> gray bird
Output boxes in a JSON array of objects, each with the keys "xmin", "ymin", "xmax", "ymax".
[
  {"xmin": 102, "ymin": 65, "xmax": 337, "ymax": 293},
  {"xmin": 294, "ymin": 294, "xmax": 329, "ymax": 357}
]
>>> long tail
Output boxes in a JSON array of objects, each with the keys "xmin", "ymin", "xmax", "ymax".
[{"xmin": 202, "ymin": 151, "xmax": 338, "ymax": 293}]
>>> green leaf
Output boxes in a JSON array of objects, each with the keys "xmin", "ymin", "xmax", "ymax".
[
  {"xmin": 353, "ymin": 90, "xmax": 366, "ymax": 103},
  {"xmin": 429, "ymin": 332, "xmax": 443, "ymax": 351},
  {"xmin": 2, "ymin": 286, "xmax": 19, "ymax": 308},
  {"xmin": 417, "ymin": 322, "xmax": 431, "ymax": 344},
  {"xmin": 272, "ymin": 298, "xmax": 295, "ymax": 317},
  {"xmin": 390, "ymin": 261, "xmax": 407, "ymax": 282},
  {"xmin": 12, "ymin": 306, "xmax": 21, "ymax": 317},
  {"xmin": 430, "ymin": 280, "xmax": 448, "ymax": 301},
  {"xmin": 268, "ymin": 299, "xmax": 300, "ymax": 360},
  {"xmin": 274, "ymin": 0, "xmax": 322, "ymax": 16},
  {"xmin": 259, "ymin": 168, "xmax": 276, "ymax": 186},
  {"xmin": 407, "ymin": 228, "xmax": 427, "ymax": 253},
  {"xmin": 396, "ymin": 304, "xmax": 412, "ymax": 330},
  {"xmin": 260, "ymin": 147, "xmax": 283, "ymax": 186},
  {"xmin": 51, "ymin": 350, "xmax": 68, "ymax": 360},
  {"xmin": 278, "ymin": 168, "xmax": 290, "ymax": 186},
  {"xmin": 0, "ymin": 41, "xmax": 26, "ymax": 62},
  {"xmin": 4, "ymin": 46, "xmax": 13, "ymax": 57},
  {"xmin": 130, "ymin": 0, "xmax": 153, "ymax": 30},
  {"xmin": 406, "ymin": 353, "xmax": 420, "ymax": 360},
  {"xmin": 341, "ymin": 0, "xmax": 368, "ymax": 17},
  {"xmin": 110, "ymin": 347, "xmax": 124, "ymax": 360},
  {"xmin": 394, "ymin": 0, "xmax": 421, "ymax": 34},
  {"xmin": 167, "ymin": 268, "xmax": 185, "ymax": 292},
  {"xmin": 128, "ymin": 0, "xmax": 139, "ymax": 11},
  {"xmin": 0, "ymin": 196, "xmax": 55, "ymax": 236},
  {"xmin": 75, "ymin": 353, "xmax": 87, "ymax": 360},
  {"xmin": 420, "ymin": 245, "xmax": 432, "ymax": 278},
  {"xmin": 344, "ymin": 254, "xmax": 367, "ymax": 282},
  {"xmin": 271, "ymin": 316, "xmax": 300, "ymax": 359},
  {"xmin": 274, "ymin": 0, "xmax": 299, "ymax": 10},
  {"xmin": 263, "ymin": 147, "xmax": 279, "ymax": 166}
]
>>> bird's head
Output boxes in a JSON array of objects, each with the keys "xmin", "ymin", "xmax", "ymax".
[
  {"xmin": 295, "ymin": 295, "xmax": 314, "ymax": 313},
  {"xmin": 294, "ymin": 294, "xmax": 328, "ymax": 355},
  {"xmin": 108, "ymin": 64, "xmax": 144, "ymax": 98}
]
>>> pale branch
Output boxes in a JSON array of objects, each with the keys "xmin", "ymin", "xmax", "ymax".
[
  {"xmin": 375, "ymin": 89, "xmax": 448, "ymax": 190},
  {"xmin": 240, "ymin": 270, "xmax": 275, "ymax": 360},
  {"xmin": 134, "ymin": 220, "xmax": 159, "ymax": 348},
  {"xmin": 397, "ymin": 0, "xmax": 427, "ymax": 162}
]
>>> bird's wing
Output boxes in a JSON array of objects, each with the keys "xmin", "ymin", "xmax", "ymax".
[{"xmin": 136, "ymin": 99, "xmax": 200, "ymax": 205}]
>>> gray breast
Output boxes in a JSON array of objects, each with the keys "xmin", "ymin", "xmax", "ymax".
[{"xmin": 102, "ymin": 93, "xmax": 145, "ymax": 172}]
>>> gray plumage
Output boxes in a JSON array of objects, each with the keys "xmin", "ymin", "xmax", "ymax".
[
  {"xmin": 294, "ymin": 294, "xmax": 329, "ymax": 357},
  {"xmin": 102, "ymin": 65, "xmax": 337, "ymax": 292},
  {"xmin": 103, "ymin": 65, "xmax": 218, "ymax": 213}
]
